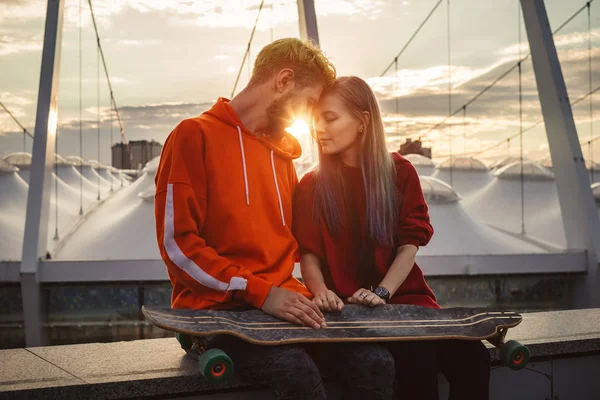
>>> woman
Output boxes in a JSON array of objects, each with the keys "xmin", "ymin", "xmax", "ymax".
[{"xmin": 293, "ymin": 76, "xmax": 490, "ymax": 400}]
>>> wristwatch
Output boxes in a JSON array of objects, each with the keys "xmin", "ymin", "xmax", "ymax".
[{"xmin": 371, "ymin": 286, "xmax": 390, "ymax": 301}]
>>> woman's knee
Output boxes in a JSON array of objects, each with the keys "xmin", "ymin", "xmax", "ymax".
[{"xmin": 333, "ymin": 344, "xmax": 395, "ymax": 400}]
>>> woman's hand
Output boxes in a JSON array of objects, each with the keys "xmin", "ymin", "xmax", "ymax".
[
  {"xmin": 348, "ymin": 288, "xmax": 385, "ymax": 307},
  {"xmin": 312, "ymin": 289, "xmax": 344, "ymax": 312}
]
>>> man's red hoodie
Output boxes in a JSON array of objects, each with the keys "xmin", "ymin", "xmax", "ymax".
[{"xmin": 155, "ymin": 98, "xmax": 311, "ymax": 310}]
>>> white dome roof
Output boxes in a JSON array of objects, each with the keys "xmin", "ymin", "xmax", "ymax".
[
  {"xmin": 54, "ymin": 154, "xmax": 74, "ymax": 166},
  {"xmin": 492, "ymin": 156, "xmax": 531, "ymax": 169},
  {"xmin": 88, "ymin": 159, "xmax": 109, "ymax": 169},
  {"xmin": 65, "ymin": 155, "xmax": 91, "ymax": 166},
  {"xmin": 138, "ymin": 187, "xmax": 155, "ymax": 201},
  {"xmin": 438, "ymin": 157, "xmax": 488, "ymax": 171},
  {"xmin": 419, "ymin": 176, "xmax": 461, "ymax": 204},
  {"xmin": 3, "ymin": 153, "xmax": 83, "ymax": 167},
  {"xmin": 3, "ymin": 152, "xmax": 32, "ymax": 167},
  {"xmin": 493, "ymin": 161, "xmax": 554, "ymax": 181},
  {"xmin": 143, "ymin": 156, "xmax": 160, "ymax": 173},
  {"xmin": 0, "ymin": 159, "xmax": 18, "ymax": 173},
  {"xmin": 403, "ymin": 153, "xmax": 435, "ymax": 167},
  {"xmin": 54, "ymin": 172, "xmax": 159, "ymax": 260}
]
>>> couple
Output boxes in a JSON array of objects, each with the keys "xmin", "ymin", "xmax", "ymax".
[{"xmin": 154, "ymin": 38, "xmax": 489, "ymax": 400}]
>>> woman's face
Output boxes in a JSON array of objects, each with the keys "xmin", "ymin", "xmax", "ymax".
[{"xmin": 313, "ymin": 92, "xmax": 362, "ymax": 156}]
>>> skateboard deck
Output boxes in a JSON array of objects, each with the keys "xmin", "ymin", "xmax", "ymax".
[
  {"xmin": 143, "ymin": 304, "xmax": 529, "ymax": 382},
  {"xmin": 143, "ymin": 304, "xmax": 520, "ymax": 344}
]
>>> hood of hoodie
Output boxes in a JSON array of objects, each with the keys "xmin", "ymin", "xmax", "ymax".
[{"xmin": 204, "ymin": 97, "xmax": 302, "ymax": 161}]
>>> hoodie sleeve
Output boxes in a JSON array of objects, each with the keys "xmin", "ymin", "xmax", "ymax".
[
  {"xmin": 155, "ymin": 119, "xmax": 273, "ymax": 308},
  {"xmin": 395, "ymin": 157, "xmax": 434, "ymax": 248}
]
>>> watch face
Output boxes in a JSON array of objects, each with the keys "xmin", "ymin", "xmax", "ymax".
[{"xmin": 374, "ymin": 287, "xmax": 390, "ymax": 300}]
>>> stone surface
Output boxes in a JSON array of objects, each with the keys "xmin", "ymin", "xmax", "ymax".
[
  {"xmin": 1, "ymin": 308, "xmax": 599, "ymax": 399},
  {"xmin": 0, "ymin": 348, "xmax": 83, "ymax": 392},
  {"xmin": 486, "ymin": 308, "xmax": 600, "ymax": 361}
]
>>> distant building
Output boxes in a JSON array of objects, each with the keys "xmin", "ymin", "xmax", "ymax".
[
  {"xmin": 399, "ymin": 138, "xmax": 432, "ymax": 159},
  {"xmin": 112, "ymin": 140, "xmax": 162, "ymax": 170}
]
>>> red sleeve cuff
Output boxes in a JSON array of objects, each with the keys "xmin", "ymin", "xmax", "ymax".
[{"xmin": 243, "ymin": 274, "xmax": 274, "ymax": 309}]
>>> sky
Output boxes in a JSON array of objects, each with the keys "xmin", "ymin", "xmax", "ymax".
[{"xmin": 1, "ymin": 0, "xmax": 599, "ymax": 166}]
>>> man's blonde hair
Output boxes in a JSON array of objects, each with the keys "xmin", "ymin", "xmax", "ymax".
[{"xmin": 250, "ymin": 38, "xmax": 336, "ymax": 89}]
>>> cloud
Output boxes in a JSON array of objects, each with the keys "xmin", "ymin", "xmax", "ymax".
[
  {"xmin": 118, "ymin": 39, "xmax": 161, "ymax": 46},
  {"xmin": 203, "ymin": 0, "xmax": 383, "ymax": 27},
  {"xmin": 0, "ymin": 92, "xmax": 34, "ymax": 136},
  {"xmin": 0, "ymin": 92, "xmax": 33, "ymax": 108},
  {"xmin": 0, "ymin": 0, "xmax": 386, "ymax": 30},
  {"xmin": 368, "ymin": 32, "xmax": 600, "ymax": 161},
  {"xmin": 499, "ymin": 29, "xmax": 600, "ymax": 57},
  {"xmin": 0, "ymin": 0, "xmax": 46, "ymax": 24},
  {"xmin": 368, "ymin": 63, "xmax": 504, "ymax": 99},
  {"xmin": 0, "ymin": 100, "xmax": 213, "ymax": 159},
  {"xmin": 0, "ymin": 32, "xmax": 42, "ymax": 56},
  {"xmin": 86, "ymin": 0, "xmax": 386, "ymax": 29},
  {"xmin": 61, "ymin": 76, "xmax": 135, "ymax": 85}
]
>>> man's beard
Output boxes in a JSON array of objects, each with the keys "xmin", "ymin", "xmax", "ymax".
[{"xmin": 265, "ymin": 93, "xmax": 294, "ymax": 136}]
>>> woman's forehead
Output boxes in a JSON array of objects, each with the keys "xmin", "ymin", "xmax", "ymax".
[{"xmin": 315, "ymin": 92, "xmax": 345, "ymax": 112}]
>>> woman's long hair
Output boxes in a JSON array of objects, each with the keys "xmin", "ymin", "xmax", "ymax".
[{"xmin": 313, "ymin": 76, "xmax": 398, "ymax": 246}]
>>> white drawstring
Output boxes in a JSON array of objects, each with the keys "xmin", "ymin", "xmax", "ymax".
[
  {"xmin": 238, "ymin": 126, "xmax": 285, "ymax": 225},
  {"xmin": 237, "ymin": 126, "xmax": 250, "ymax": 205},
  {"xmin": 270, "ymin": 150, "xmax": 286, "ymax": 226}
]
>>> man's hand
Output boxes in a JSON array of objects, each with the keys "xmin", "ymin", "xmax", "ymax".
[
  {"xmin": 262, "ymin": 286, "xmax": 326, "ymax": 329},
  {"xmin": 347, "ymin": 288, "xmax": 385, "ymax": 307},
  {"xmin": 312, "ymin": 289, "xmax": 344, "ymax": 312}
]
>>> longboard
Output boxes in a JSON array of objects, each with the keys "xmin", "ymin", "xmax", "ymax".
[{"xmin": 142, "ymin": 304, "xmax": 529, "ymax": 382}]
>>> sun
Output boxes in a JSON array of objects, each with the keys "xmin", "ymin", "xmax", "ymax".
[{"xmin": 285, "ymin": 119, "xmax": 311, "ymax": 139}]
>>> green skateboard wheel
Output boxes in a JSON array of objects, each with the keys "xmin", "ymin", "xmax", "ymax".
[
  {"xmin": 175, "ymin": 332, "xmax": 193, "ymax": 351},
  {"xmin": 198, "ymin": 348, "xmax": 234, "ymax": 383},
  {"xmin": 500, "ymin": 340, "xmax": 530, "ymax": 370}
]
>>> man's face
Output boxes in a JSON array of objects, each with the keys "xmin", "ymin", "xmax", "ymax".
[{"xmin": 266, "ymin": 83, "xmax": 324, "ymax": 134}]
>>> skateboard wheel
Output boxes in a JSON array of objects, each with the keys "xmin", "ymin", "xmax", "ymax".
[
  {"xmin": 500, "ymin": 340, "xmax": 530, "ymax": 370},
  {"xmin": 175, "ymin": 332, "xmax": 193, "ymax": 351},
  {"xmin": 198, "ymin": 348, "xmax": 234, "ymax": 383}
]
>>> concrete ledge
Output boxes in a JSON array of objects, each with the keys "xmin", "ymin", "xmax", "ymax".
[{"xmin": 1, "ymin": 308, "xmax": 599, "ymax": 400}]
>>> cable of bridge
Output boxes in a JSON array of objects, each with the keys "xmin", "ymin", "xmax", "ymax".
[
  {"xmin": 54, "ymin": 125, "xmax": 59, "ymax": 241},
  {"xmin": 0, "ymin": 101, "xmax": 33, "ymax": 138},
  {"xmin": 96, "ymin": 34, "xmax": 101, "ymax": 201},
  {"xmin": 463, "ymin": 0, "xmax": 597, "ymax": 161},
  {"xmin": 462, "ymin": 83, "xmax": 600, "ymax": 158},
  {"xmin": 0, "ymin": 100, "xmax": 33, "ymax": 153},
  {"xmin": 447, "ymin": 0, "xmax": 453, "ymax": 186},
  {"xmin": 87, "ymin": 0, "xmax": 132, "ymax": 169},
  {"xmin": 231, "ymin": 0, "xmax": 267, "ymax": 98},
  {"xmin": 518, "ymin": 0, "xmax": 525, "ymax": 235},
  {"xmin": 78, "ymin": 0, "xmax": 84, "ymax": 216},
  {"xmin": 587, "ymin": 1, "xmax": 595, "ymax": 180},
  {"xmin": 379, "ymin": 0, "xmax": 444, "ymax": 78},
  {"xmin": 417, "ymin": 0, "xmax": 597, "ymax": 142}
]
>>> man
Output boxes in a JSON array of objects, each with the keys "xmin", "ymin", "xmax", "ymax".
[{"xmin": 155, "ymin": 38, "xmax": 394, "ymax": 400}]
